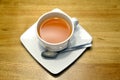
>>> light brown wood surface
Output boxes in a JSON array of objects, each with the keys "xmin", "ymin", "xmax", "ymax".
[{"xmin": 0, "ymin": 0, "xmax": 120, "ymax": 80}]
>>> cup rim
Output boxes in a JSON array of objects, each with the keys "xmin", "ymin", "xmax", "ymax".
[{"xmin": 36, "ymin": 11, "xmax": 74, "ymax": 45}]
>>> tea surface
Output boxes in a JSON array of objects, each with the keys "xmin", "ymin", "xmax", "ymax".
[{"xmin": 39, "ymin": 17, "xmax": 71, "ymax": 43}]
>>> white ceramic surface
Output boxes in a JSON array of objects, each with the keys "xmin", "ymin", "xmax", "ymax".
[
  {"xmin": 36, "ymin": 8, "xmax": 77, "ymax": 51},
  {"xmin": 20, "ymin": 19, "xmax": 92, "ymax": 74}
]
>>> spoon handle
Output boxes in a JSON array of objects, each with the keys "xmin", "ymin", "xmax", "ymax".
[{"xmin": 57, "ymin": 43, "xmax": 92, "ymax": 53}]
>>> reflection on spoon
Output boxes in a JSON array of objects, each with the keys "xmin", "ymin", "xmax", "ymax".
[{"xmin": 41, "ymin": 43, "xmax": 92, "ymax": 59}]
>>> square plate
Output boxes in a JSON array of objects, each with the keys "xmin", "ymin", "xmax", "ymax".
[{"xmin": 20, "ymin": 20, "xmax": 92, "ymax": 74}]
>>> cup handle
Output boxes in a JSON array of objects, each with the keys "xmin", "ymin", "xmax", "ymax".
[{"xmin": 71, "ymin": 18, "xmax": 79, "ymax": 28}]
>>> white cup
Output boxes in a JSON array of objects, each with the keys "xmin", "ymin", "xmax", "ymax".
[{"xmin": 36, "ymin": 8, "xmax": 78, "ymax": 51}]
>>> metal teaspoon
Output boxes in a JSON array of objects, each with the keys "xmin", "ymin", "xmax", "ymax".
[{"xmin": 41, "ymin": 43, "xmax": 92, "ymax": 59}]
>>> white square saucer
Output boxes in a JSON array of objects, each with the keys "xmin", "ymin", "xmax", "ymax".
[{"xmin": 20, "ymin": 20, "xmax": 92, "ymax": 74}]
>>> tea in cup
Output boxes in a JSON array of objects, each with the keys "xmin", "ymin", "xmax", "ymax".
[{"xmin": 36, "ymin": 8, "xmax": 78, "ymax": 51}]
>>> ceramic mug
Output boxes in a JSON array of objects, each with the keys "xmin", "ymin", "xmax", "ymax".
[{"xmin": 36, "ymin": 8, "xmax": 78, "ymax": 51}]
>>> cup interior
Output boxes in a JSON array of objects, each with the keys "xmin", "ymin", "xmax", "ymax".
[{"xmin": 37, "ymin": 12, "xmax": 74, "ymax": 45}]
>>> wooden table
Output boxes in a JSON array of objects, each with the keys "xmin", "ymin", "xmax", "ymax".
[{"xmin": 0, "ymin": 0, "xmax": 120, "ymax": 80}]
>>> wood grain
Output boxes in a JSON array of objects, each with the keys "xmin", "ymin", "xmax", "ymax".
[{"xmin": 0, "ymin": 0, "xmax": 120, "ymax": 80}]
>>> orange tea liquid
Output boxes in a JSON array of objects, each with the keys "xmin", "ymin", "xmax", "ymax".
[{"xmin": 38, "ymin": 17, "xmax": 71, "ymax": 43}]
